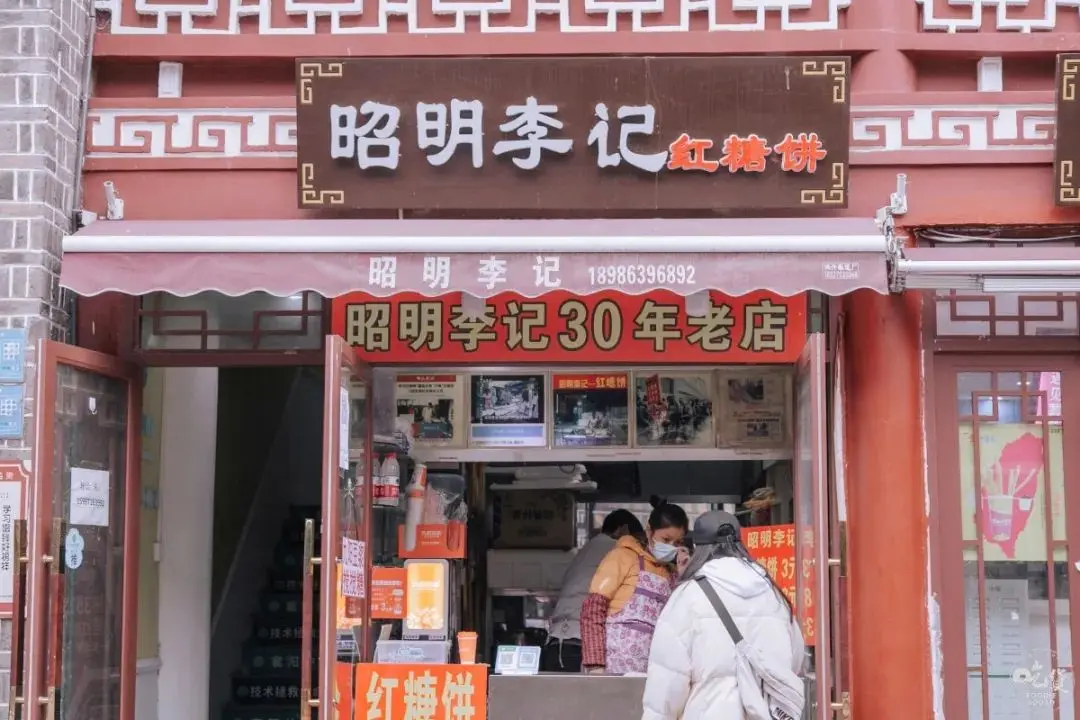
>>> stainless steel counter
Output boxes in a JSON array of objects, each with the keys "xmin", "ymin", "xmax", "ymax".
[{"xmin": 488, "ymin": 673, "xmax": 646, "ymax": 720}]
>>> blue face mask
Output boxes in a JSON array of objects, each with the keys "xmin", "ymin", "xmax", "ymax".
[{"xmin": 651, "ymin": 541, "xmax": 678, "ymax": 563}]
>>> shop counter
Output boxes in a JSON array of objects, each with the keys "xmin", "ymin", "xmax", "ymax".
[{"xmin": 488, "ymin": 673, "xmax": 646, "ymax": 720}]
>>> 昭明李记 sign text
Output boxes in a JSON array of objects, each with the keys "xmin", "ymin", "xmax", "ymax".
[
  {"xmin": 330, "ymin": 290, "xmax": 807, "ymax": 364},
  {"xmin": 297, "ymin": 56, "xmax": 850, "ymax": 211}
]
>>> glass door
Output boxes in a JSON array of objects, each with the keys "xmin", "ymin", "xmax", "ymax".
[
  {"xmin": 23, "ymin": 341, "xmax": 141, "ymax": 720},
  {"xmin": 794, "ymin": 332, "xmax": 832, "ymax": 719},
  {"xmin": 299, "ymin": 335, "xmax": 372, "ymax": 720},
  {"xmin": 937, "ymin": 358, "xmax": 1080, "ymax": 720}
]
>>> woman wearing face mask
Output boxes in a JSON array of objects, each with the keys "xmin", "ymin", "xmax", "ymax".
[{"xmin": 580, "ymin": 497, "xmax": 689, "ymax": 675}]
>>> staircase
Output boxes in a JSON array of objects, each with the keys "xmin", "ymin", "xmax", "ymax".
[{"xmin": 221, "ymin": 505, "xmax": 321, "ymax": 720}]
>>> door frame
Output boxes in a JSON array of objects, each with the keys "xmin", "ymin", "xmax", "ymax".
[
  {"xmin": 315, "ymin": 335, "xmax": 373, "ymax": 715},
  {"xmin": 25, "ymin": 341, "xmax": 142, "ymax": 720},
  {"xmin": 933, "ymin": 353, "xmax": 1080, "ymax": 720},
  {"xmin": 795, "ymin": 332, "xmax": 832, "ymax": 718}
]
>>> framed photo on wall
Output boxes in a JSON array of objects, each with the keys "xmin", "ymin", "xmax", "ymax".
[
  {"xmin": 394, "ymin": 374, "xmax": 465, "ymax": 448},
  {"xmin": 633, "ymin": 372, "xmax": 715, "ymax": 448},
  {"xmin": 717, "ymin": 368, "xmax": 791, "ymax": 449},
  {"xmin": 468, "ymin": 374, "xmax": 547, "ymax": 448},
  {"xmin": 551, "ymin": 373, "xmax": 630, "ymax": 447}
]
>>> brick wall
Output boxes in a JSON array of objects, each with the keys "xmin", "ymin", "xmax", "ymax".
[{"xmin": 0, "ymin": 0, "xmax": 94, "ymax": 711}]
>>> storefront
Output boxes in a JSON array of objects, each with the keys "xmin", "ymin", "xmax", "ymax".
[
  {"xmin": 871, "ymin": 52, "xmax": 1080, "ymax": 720},
  {"xmin": 14, "ymin": 54, "xmax": 909, "ymax": 720}
]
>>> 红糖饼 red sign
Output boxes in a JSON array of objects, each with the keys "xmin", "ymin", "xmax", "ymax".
[
  {"xmin": 554, "ymin": 374, "xmax": 628, "ymax": 391},
  {"xmin": 330, "ymin": 290, "xmax": 807, "ymax": 364}
]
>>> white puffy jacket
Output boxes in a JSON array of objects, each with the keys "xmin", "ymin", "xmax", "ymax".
[{"xmin": 641, "ymin": 557, "xmax": 805, "ymax": 720}]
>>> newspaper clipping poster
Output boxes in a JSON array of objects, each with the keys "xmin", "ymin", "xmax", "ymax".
[
  {"xmin": 718, "ymin": 369, "xmax": 790, "ymax": 448},
  {"xmin": 395, "ymin": 374, "xmax": 465, "ymax": 448},
  {"xmin": 470, "ymin": 374, "xmax": 547, "ymax": 448},
  {"xmin": 634, "ymin": 373, "xmax": 715, "ymax": 448}
]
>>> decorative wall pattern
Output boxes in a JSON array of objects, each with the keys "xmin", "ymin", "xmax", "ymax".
[
  {"xmin": 92, "ymin": 0, "xmax": 850, "ymax": 34},
  {"xmin": 852, "ymin": 104, "xmax": 1055, "ymax": 157},
  {"xmin": 87, "ymin": 109, "xmax": 297, "ymax": 157},
  {"xmin": 917, "ymin": 0, "xmax": 1080, "ymax": 33},
  {"xmin": 85, "ymin": 101, "xmax": 1058, "ymax": 168}
]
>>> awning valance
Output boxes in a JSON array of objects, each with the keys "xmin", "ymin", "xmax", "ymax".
[
  {"xmin": 61, "ymin": 218, "xmax": 888, "ymax": 298},
  {"xmin": 895, "ymin": 246, "xmax": 1080, "ymax": 293}
]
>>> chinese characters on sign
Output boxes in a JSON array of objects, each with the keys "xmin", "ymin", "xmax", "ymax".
[
  {"xmin": 370, "ymin": 566, "xmax": 407, "ymax": 619},
  {"xmin": 330, "ymin": 98, "xmax": 827, "ymax": 175},
  {"xmin": 297, "ymin": 57, "xmax": 850, "ymax": 211},
  {"xmin": 0, "ymin": 461, "xmax": 25, "ymax": 612},
  {"xmin": 330, "ymin": 290, "xmax": 807, "ymax": 365},
  {"xmin": 356, "ymin": 664, "xmax": 488, "ymax": 720},
  {"xmin": 742, "ymin": 524, "xmax": 816, "ymax": 644}
]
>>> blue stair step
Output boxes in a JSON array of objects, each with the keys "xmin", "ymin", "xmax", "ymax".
[
  {"xmin": 232, "ymin": 676, "xmax": 302, "ymax": 706},
  {"xmin": 279, "ymin": 522, "xmax": 322, "ymax": 547},
  {"xmin": 244, "ymin": 644, "xmax": 309, "ymax": 675},
  {"xmin": 260, "ymin": 592, "xmax": 302, "ymax": 616},
  {"xmin": 274, "ymin": 545, "xmax": 303, "ymax": 571},
  {"xmin": 252, "ymin": 614, "xmax": 313, "ymax": 644},
  {"xmin": 223, "ymin": 705, "xmax": 302, "ymax": 720},
  {"xmin": 265, "ymin": 570, "xmax": 320, "ymax": 595}
]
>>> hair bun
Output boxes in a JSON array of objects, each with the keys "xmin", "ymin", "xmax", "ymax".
[{"xmin": 649, "ymin": 495, "xmax": 666, "ymax": 509}]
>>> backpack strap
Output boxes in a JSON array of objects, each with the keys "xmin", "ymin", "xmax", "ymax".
[{"xmin": 695, "ymin": 576, "xmax": 744, "ymax": 645}]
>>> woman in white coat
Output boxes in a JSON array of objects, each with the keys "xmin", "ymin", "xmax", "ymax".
[{"xmin": 641, "ymin": 511, "xmax": 805, "ymax": 720}]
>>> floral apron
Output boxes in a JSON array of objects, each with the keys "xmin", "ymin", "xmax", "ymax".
[{"xmin": 604, "ymin": 555, "xmax": 672, "ymax": 674}]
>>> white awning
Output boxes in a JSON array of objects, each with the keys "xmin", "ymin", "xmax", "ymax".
[
  {"xmin": 61, "ymin": 217, "xmax": 889, "ymax": 298},
  {"xmin": 895, "ymin": 246, "xmax": 1080, "ymax": 293}
]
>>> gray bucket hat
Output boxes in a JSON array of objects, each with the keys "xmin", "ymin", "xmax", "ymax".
[{"xmin": 689, "ymin": 509, "xmax": 742, "ymax": 546}]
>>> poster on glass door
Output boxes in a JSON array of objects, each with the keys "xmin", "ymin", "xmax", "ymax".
[{"xmin": 469, "ymin": 374, "xmax": 547, "ymax": 447}]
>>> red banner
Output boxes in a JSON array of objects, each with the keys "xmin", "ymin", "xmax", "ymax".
[
  {"xmin": 354, "ymin": 664, "xmax": 488, "ymax": 720},
  {"xmin": 742, "ymin": 523, "xmax": 815, "ymax": 645},
  {"xmin": 331, "ymin": 290, "xmax": 806, "ymax": 364}
]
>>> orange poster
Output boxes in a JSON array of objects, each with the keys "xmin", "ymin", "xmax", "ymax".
[
  {"xmin": 405, "ymin": 560, "xmax": 449, "ymax": 637},
  {"xmin": 742, "ymin": 524, "xmax": 815, "ymax": 644},
  {"xmin": 355, "ymin": 663, "xmax": 488, "ymax": 720},
  {"xmin": 371, "ymin": 566, "xmax": 407, "ymax": 620}
]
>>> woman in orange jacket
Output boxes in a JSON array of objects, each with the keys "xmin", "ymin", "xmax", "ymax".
[{"xmin": 580, "ymin": 499, "xmax": 689, "ymax": 675}]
